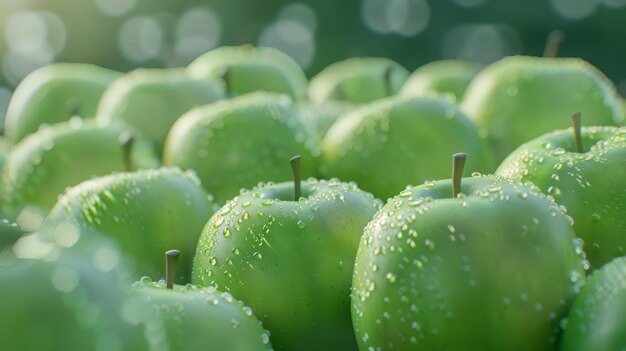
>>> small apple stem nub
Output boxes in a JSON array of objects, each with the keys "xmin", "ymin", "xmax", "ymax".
[
  {"xmin": 165, "ymin": 249, "xmax": 180, "ymax": 289},
  {"xmin": 221, "ymin": 68, "xmax": 231, "ymax": 96},
  {"xmin": 119, "ymin": 133, "xmax": 135, "ymax": 172},
  {"xmin": 452, "ymin": 153, "xmax": 467, "ymax": 198},
  {"xmin": 290, "ymin": 155, "xmax": 302, "ymax": 201},
  {"xmin": 572, "ymin": 112, "xmax": 583, "ymax": 153},
  {"xmin": 383, "ymin": 66, "xmax": 394, "ymax": 97},
  {"xmin": 543, "ymin": 30, "xmax": 565, "ymax": 58}
]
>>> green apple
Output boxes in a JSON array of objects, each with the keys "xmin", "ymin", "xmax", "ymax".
[
  {"xmin": 187, "ymin": 45, "xmax": 308, "ymax": 100},
  {"xmin": 4, "ymin": 63, "xmax": 121, "ymax": 143},
  {"xmin": 96, "ymin": 68, "xmax": 224, "ymax": 154},
  {"xmin": 2, "ymin": 120, "xmax": 159, "ymax": 214},
  {"xmin": 560, "ymin": 257, "xmax": 626, "ymax": 351},
  {"xmin": 497, "ymin": 120, "xmax": 626, "ymax": 269},
  {"xmin": 193, "ymin": 163, "xmax": 382, "ymax": 350},
  {"xmin": 321, "ymin": 95, "xmax": 494, "ymax": 200},
  {"xmin": 1, "ymin": 234, "xmax": 147, "ymax": 351},
  {"xmin": 400, "ymin": 60, "xmax": 484, "ymax": 101},
  {"xmin": 128, "ymin": 250, "xmax": 272, "ymax": 350},
  {"xmin": 163, "ymin": 92, "xmax": 319, "ymax": 204},
  {"xmin": 308, "ymin": 57, "xmax": 409, "ymax": 104},
  {"xmin": 297, "ymin": 101, "xmax": 353, "ymax": 142},
  {"xmin": 42, "ymin": 167, "xmax": 217, "ymax": 283},
  {"xmin": 461, "ymin": 56, "xmax": 623, "ymax": 162},
  {"xmin": 352, "ymin": 155, "xmax": 587, "ymax": 350}
]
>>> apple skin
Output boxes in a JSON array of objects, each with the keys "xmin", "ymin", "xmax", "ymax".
[
  {"xmin": 497, "ymin": 126, "xmax": 626, "ymax": 269},
  {"xmin": 559, "ymin": 257, "xmax": 626, "ymax": 351},
  {"xmin": 308, "ymin": 58, "xmax": 409, "ymax": 104},
  {"xmin": 1, "ymin": 236, "xmax": 148, "ymax": 351},
  {"xmin": 96, "ymin": 68, "xmax": 224, "ymax": 154},
  {"xmin": 42, "ymin": 167, "xmax": 217, "ymax": 283},
  {"xmin": 187, "ymin": 45, "xmax": 308, "ymax": 100},
  {"xmin": 461, "ymin": 56, "xmax": 624, "ymax": 162},
  {"xmin": 352, "ymin": 175, "xmax": 587, "ymax": 351},
  {"xmin": 400, "ymin": 60, "xmax": 484, "ymax": 102},
  {"xmin": 297, "ymin": 101, "xmax": 354, "ymax": 142},
  {"xmin": 4, "ymin": 63, "xmax": 121, "ymax": 143},
  {"xmin": 2, "ymin": 120, "xmax": 159, "ymax": 215},
  {"xmin": 193, "ymin": 178, "xmax": 382, "ymax": 351},
  {"xmin": 129, "ymin": 278, "xmax": 272, "ymax": 350},
  {"xmin": 163, "ymin": 92, "xmax": 319, "ymax": 204},
  {"xmin": 321, "ymin": 95, "xmax": 494, "ymax": 200}
]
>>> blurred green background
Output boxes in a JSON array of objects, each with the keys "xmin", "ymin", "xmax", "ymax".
[{"xmin": 1, "ymin": 0, "xmax": 626, "ymax": 124}]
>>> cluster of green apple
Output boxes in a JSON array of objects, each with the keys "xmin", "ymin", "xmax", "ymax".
[{"xmin": 1, "ymin": 43, "xmax": 625, "ymax": 350}]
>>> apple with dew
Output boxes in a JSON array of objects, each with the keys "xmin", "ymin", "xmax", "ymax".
[
  {"xmin": 321, "ymin": 95, "xmax": 494, "ymax": 200},
  {"xmin": 559, "ymin": 257, "xmax": 626, "ymax": 351},
  {"xmin": 4, "ymin": 63, "xmax": 121, "ymax": 143},
  {"xmin": 497, "ymin": 114, "xmax": 626, "ymax": 269},
  {"xmin": 308, "ymin": 57, "xmax": 409, "ymax": 104},
  {"xmin": 42, "ymin": 167, "xmax": 217, "ymax": 283},
  {"xmin": 187, "ymin": 45, "xmax": 308, "ymax": 100},
  {"xmin": 1, "ymin": 232, "xmax": 147, "ymax": 351},
  {"xmin": 2, "ymin": 119, "xmax": 159, "ymax": 214},
  {"xmin": 461, "ymin": 56, "xmax": 623, "ymax": 162},
  {"xmin": 193, "ymin": 156, "xmax": 382, "ymax": 350},
  {"xmin": 128, "ymin": 250, "xmax": 273, "ymax": 350},
  {"xmin": 164, "ymin": 92, "xmax": 319, "ymax": 204},
  {"xmin": 352, "ymin": 154, "xmax": 587, "ymax": 350},
  {"xmin": 400, "ymin": 60, "xmax": 484, "ymax": 102},
  {"xmin": 96, "ymin": 68, "xmax": 224, "ymax": 154}
]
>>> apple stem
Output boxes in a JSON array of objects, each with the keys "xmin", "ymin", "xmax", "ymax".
[
  {"xmin": 572, "ymin": 112, "xmax": 583, "ymax": 153},
  {"xmin": 221, "ymin": 68, "xmax": 231, "ymax": 96},
  {"xmin": 452, "ymin": 153, "xmax": 467, "ymax": 198},
  {"xmin": 543, "ymin": 30, "xmax": 565, "ymax": 58},
  {"xmin": 383, "ymin": 66, "xmax": 394, "ymax": 97},
  {"xmin": 119, "ymin": 133, "xmax": 135, "ymax": 172},
  {"xmin": 69, "ymin": 101, "xmax": 81, "ymax": 117},
  {"xmin": 165, "ymin": 249, "xmax": 180, "ymax": 289},
  {"xmin": 290, "ymin": 155, "xmax": 302, "ymax": 201}
]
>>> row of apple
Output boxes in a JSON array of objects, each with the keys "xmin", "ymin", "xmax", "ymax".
[{"xmin": 0, "ymin": 44, "xmax": 624, "ymax": 350}]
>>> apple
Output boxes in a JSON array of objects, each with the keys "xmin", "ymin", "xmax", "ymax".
[
  {"xmin": 1, "ymin": 232, "xmax": 147, "ymax": 351},
  {"xmin": 559, "ymin": 257, "xmax": 626, "ymax": 351},
  {"xmin": 4, "ymin": 63, "xmax": 121, "ymax": 143},
  {"xmin": 321, "ymin": 95, "xmax": 494, "ymax": 200},
  {"xmin": 128, "ymin": 250, "xmax": 273, "ymax": 350},
  {"xmin": 297, "ymin": 101, "xmax": 353, "ymax": 142},
  {"xmin": 96, "ymin": 68, "xmax": 224, "ymax": 154},
  {"xmin": 187, "ymin": 45, "xmax": 308, "ymax": 100},
  {"xmin": 400, "ymin": 60, "xmax": 484, "ymax": 102},
  {"xmin": 163, "ymin": 92, "xmax": 319, "ymax": 204},
  {"xmin": 42, "ymin": 167, "xmax": 217, "ymax": 283},
  {"xmin": 461, "ymin": 56, "xmax": 624, "ymax": 162},
  {"xmin": 497, "ymin": 116, "xmax": 626, "ymax": 269},
  {"xmin": 308, "ymin": 57, "xmax": 409, "ymax": 104},
  {"xmin": 351, "ymin": 154, "xmax": 587, "ymax": 350},
  {"xmin": 2, "ymin": 119, "xmax": 159, "ymax": 214},
  {"xmin": 192, "ymin": 157, "xmax": 382, "ymax": 350}
]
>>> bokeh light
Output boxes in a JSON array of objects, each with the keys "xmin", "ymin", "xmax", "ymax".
[
  {"xmin": 361, "ymin": 0, "xmax": 431, "ymax": 37},
  {"xmin": 550, "ymin": 0, "xmax": 597, "ymax": 20},
  {"xmin": 3, "ymin": 11, "xmax": 66, "ymax": 86},
  {"xmin": 173, "ymin": 6, "xmax": 222, "ymax": 66},
  {"xmin": 442, "ymin": 24, "xmax": 522, "ymax": 64},
  {"xmin": 258, "ymin": 3, "xmax": 316, "ymax": 68},
  {"xmin": 118, "ymin": 16, "xmax": 164, "ymax": 62},
  {"xmin": 94, "ymin": 0, "xmax": 137, "ymax": 17},
  {"xmin": 452, "ymin": 0, "xmax": 487, "ymax": 8}
]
